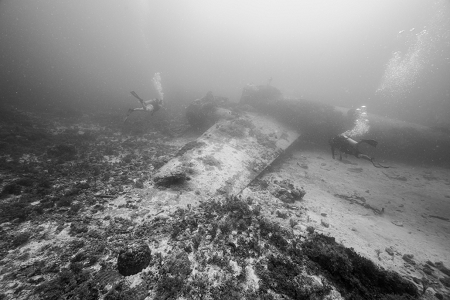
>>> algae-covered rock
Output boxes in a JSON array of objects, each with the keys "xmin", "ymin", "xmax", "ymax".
[
  {"xmin": 270, "ymin": 179, "xmax": 306, "ymax": 203},
  {"xmin": 117, "ymin": 242, "xmax": 151, "ymax": 276}
]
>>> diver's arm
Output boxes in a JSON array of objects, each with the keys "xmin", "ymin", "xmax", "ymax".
[
  {"xmin": 346, "ymin": 137, "xmax": 359, "ymax": 147},
  {"xmin": 127, "ymin": 107, "xmax": 145, "ymax": 114}
]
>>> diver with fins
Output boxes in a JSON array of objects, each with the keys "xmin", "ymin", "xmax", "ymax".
[
  {"xmin": 329, "ymin": 134, "xmax": 389, "ymax": 168},
  {"xmin": 124, "ymin": 91, "xmax": 163, "ymax": 122}
]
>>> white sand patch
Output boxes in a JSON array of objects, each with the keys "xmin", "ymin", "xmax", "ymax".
[
  {"xmin": 150, "ymin": 237, "xmax": 171, "ymax": 255},
  {"xmin": 244, "ymin": 262, "xmax": 260, "ymax": 291},
  {"xmin": 272, "ymin": 142, "xmax": 450, "ymax": 278},
  {"xmin": 125, "ymin": 273, "xmax": 143, "ymax": 288}
]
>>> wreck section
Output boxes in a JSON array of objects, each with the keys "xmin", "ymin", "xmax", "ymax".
[
  {"xmin": 152, "ymin": 111, "xmax": 299, "ymax": 203},
  {"xmin": 240, "ymin": 84, "xmax": 450, "ymax": 166}
]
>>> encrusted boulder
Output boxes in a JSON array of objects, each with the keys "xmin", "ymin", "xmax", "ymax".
[
  {"xmin": 117, "ymin": 241, "xmax": 151, "ymax": 276},
  {"xmin": 270, "ymin": 179, "xmax": 306, "ymax": 203}
]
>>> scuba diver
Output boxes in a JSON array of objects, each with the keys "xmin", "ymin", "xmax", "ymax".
[
  {"xmin": 329, "ymin": 105, "xmax": 389, "ymax": 168},
  {"xmin": 329, "ymin": 134, "xmax": 389, "ymax": 168},
  {"xmin": 124, "ymin": 91, "xmax": 163, "ymax": 122}
]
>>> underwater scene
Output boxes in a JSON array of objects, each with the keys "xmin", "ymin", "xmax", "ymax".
[{"xmin": 0, "ymin": 1, "xmax": 449, "ymax": 299}]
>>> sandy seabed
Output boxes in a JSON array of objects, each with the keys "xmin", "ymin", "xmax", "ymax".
[{"xmin": 271, "ymin": 141, "xmax": 450, "ymax": 277}]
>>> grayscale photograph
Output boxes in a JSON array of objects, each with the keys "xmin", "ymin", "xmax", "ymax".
[{"xmin": 0, "ymin": 0, "xmax": 449, "ymax": 299}]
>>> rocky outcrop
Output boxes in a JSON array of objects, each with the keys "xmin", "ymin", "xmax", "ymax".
[
  {"xmin": 117, "ymin": 242, "xmax": 151, "ymax": 276},
  {"xmin": 269, "ymin": 179, "xmax": 306, "ymax": 203},
  {"xmin": 185, "ymin": 91, "xmax": 235, "ymax": 130}
]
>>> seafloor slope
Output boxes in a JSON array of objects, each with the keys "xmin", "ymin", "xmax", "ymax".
[{"xmin": 0, "ymin": 105, "xmax": 448, "ymax": 300}]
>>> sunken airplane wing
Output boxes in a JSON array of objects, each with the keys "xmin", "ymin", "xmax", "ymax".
[{"xmin": 150, "ymin": 111, "xmax": 299, "ymax": 205}]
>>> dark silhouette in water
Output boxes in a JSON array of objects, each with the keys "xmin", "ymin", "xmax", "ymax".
[
  {"xmin": 329, "ymin": 134, "xmax": 389, "ymax": 168},
  {"xmin": 124, "ymin": 91, "xmax": 163, "ymax": 122},
  {"xmin": 185, "ymin": 91, "xmax": 235, "ymax": 130}
]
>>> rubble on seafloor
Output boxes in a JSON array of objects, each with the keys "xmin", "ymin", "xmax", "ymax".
[
  {"xmin": 0, "ymin": 106, "xmax": 449, "ymax": 299},
  {"xmin": 0, "ymin": 195, "xmax": 423, "ymax": 300}
]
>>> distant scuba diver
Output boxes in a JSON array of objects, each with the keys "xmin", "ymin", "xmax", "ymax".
[
  {"xmin": 125, "ymin": 91, "xmax": 163, "ymax": 122},
  {"xmin": 329, "ymin": 134, "xmax": 389, "ymax": 168}
]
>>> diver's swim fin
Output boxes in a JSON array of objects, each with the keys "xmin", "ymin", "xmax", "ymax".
[
  {"xmin": 359, "ymin": 139, "xmax": 378, "ymax": 147},
  {"xmin": 130, "ymin": 91, "xmax": 144, "ymax": 102},
  {"xmin": 371, "ymin": 158, "xmax": 390, "ymax": 168}
]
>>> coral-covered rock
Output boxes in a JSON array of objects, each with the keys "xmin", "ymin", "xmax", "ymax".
[
  {"xmin": 439, "ymin": 277, "xmax": 450, "ymax": 288},
  {"xmin": 270, "ymin": 179, "xmax": 305, "ymax": 203},
  {"xmin": 69, "ymin": 222, "xmax": 88, "ymax": 235},
  {"xmin": 117, "ymin": 242, "xmax": 151, "ymax": 276},
  {"xmin": 402, "ymin": 254, "xmax": 416, "ymax": 265},
  {"xmin": 162, "ymin": 251, "xmax": 191, "ymax": 278}
]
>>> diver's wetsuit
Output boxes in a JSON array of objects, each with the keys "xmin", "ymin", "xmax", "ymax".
[
  {"xmin": 143, "ymin": 98, "xmax": 162, "ymax": 115},
  {"xmin": 330, "ymin": 134, "xmax": 361, "ymax": 159}
]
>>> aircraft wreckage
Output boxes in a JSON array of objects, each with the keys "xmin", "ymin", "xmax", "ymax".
[{"xmin": 150, "ymin": 84, "xmax": 450, "ymax": 207}]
